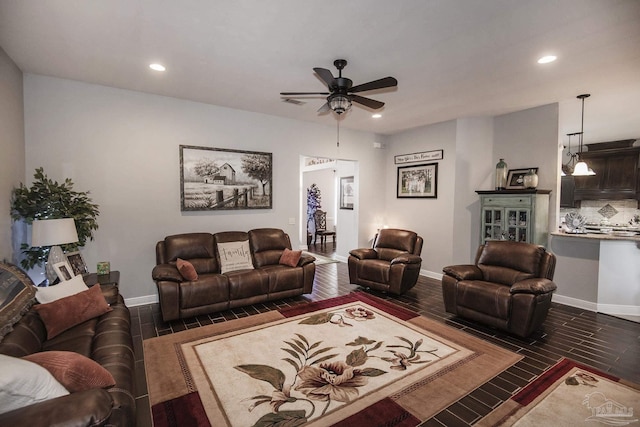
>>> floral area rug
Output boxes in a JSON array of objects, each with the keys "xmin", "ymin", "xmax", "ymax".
[
  {"xmin": 477, "ymin": 358, "xmax": 640, "ymax": 427},
  {"xmin": 144, "ymin": 293, "xmax": 522, "ymax": 427}
]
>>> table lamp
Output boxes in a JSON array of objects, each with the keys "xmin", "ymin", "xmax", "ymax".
[{"xmin": 31, "ymin": 218, "xmax": 79, "ymax": 283}]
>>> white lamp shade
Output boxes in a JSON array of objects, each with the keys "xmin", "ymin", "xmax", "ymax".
[
  {"xmin": 31, "ymin": 218, "xmax": 79, "ymax": 247},
  {"xmin": 572, "ymin": 161, "xmax": 596, "ymax": 176}
]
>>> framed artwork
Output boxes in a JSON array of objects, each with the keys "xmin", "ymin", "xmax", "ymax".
[
  {"xmin": 180, "ymin": 145, "xmax": 272, "ymax": 211},
  {"xmin": 507, "ymin": 168, "xmax": 538, "ymax": 189},
  {"xmin": 66, "ymin": 251, "xmax": 88, "ymax": 276},
  {"xmin": 397, "ymin": 163, "xmax": 438, "ymax": 198},
  {"xmin": 53, "ymin": 261, "xmax": 74, "ymax": 281},
  {"xmin": 394, "ymin": 149, "xmax": 443, "ymax": 164},
  {"xmin": 340, "ymin": 176, "xmax": 354, "ymax": 210}
]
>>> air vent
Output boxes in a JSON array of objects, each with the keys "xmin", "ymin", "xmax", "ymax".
[{"xmin": 282, "ymin": 98, "xmax": 305, "ymax": 106}]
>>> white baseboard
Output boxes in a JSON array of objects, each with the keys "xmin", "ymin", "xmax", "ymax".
[
  {"xmin": 334, "ymin": 254, "xmax": 348, "ymax": 263},
  {"xmin": 552, "ymin": 294, "xmax": 598, "ymax": 312},
  {"xmin": 554, "ymin": 294, "xmax": 640, "ymax": 316},
  {"xmin": 421, "ymin": 269, "xmax": 443, "ymax": 280},
  {"xmin": 596, "ymin": 303, "xmax": 640, "ymax": 317},
  {"xmin": 125, "ymin": 294, "xmax": 158, "ymax": 307}
]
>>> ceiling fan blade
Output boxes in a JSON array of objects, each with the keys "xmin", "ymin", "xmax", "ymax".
[
  {"xmin": 317, "ymin": 102, "xmax": 331, "ymax": 113},
  {"xmin": 313, "ymin": 67, "xmax": 335, "ymax": 87},
  {"xmin": 351, "ymin": 95, "xmax": 385, "ymax": 110},
  {"xmin": 349, "ymin": 76, "xmax": 398, "ymax": 93},
  {"xmin": 280, "ymin": 92, "xmax": 330, "ymax": 96}
]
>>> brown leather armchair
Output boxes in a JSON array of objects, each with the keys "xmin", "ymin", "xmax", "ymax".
[
  {"xmin": 348, "ymin": 228, "xmax": 423, "ymax": 294},
  {"xmin": 442, "ymin": 240, "xmax": 557, "ymax": 338}
]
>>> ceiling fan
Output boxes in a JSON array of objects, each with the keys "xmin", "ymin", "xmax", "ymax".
[{"xmin": 280, "ymin": 59, "xmax": 398, "ymax": 115}]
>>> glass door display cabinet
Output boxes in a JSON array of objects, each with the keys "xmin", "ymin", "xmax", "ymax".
[{"xmin": 477, "ymin": 190, "xmax": 551, "ymax": 247}]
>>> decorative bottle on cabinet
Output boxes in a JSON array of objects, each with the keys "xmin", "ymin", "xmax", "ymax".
[
  {"xmin": 495, "ymin": 159, "xmax": 508, "ymax": 190},
  {"xmin": 523, "ymin": 169, "xmax": 539, "ymax": 189}
]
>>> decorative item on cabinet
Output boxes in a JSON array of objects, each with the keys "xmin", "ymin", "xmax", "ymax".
[
  {"xmin": 495, "ymin": 158, "xmax": 507, "ymax": 190},
  {"xmin": 523, "ymin": 169, "xmax": 539, "ymax": 189},
  {"xmin": 476, "ymin": 189, "xmax": 551, "ymax": 247}
]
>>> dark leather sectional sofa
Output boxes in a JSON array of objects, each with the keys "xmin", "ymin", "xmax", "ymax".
[
  {"xmin": 152, "ymin": 228, "xmax": 315, "ymax": 321},
  {"xmin": 0, "ymin": 266, "xmax": 136, "ymax": 427}
]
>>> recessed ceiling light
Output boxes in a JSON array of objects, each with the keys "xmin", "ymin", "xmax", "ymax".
[
  {"xmin": 149, "ymin": 63, "xmax": 166, "ymax": 71},
  {"xmin": 372, "ymin": 113, "xmax": 382, "ymax": 119},
  {"xmin": 537, "ymin": 55, "xmax": 557, "ymax": 64}
]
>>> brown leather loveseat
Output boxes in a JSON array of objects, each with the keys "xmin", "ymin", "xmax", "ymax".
[
  {"xmin": 348, "ymin": 228, "xmax": 423, "ymax": 295},
  {"xmin": 152, "ymin": 228, "xmax": 315, "ymax": 321},
  {"xmin": 0, "ymin": 263, "xmax": 136, "ymax": 427},
  {"xmin": 442, "ymin": 240, "xmax": 557, "ymax": 338}
]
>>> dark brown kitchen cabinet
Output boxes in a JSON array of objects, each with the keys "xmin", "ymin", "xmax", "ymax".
[
  {"xmin": 573, "ymin": 141, "xmax": 640, "ymax": 201},
  {"xmin": 560, "ymin": 176, "xmax": 578, "ymax": 208}
]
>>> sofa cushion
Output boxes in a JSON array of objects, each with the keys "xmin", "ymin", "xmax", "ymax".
[
  {"xmin": 226, "ymin": 269, "xmax": 269, "ymax": 300},
  {"xmin": 478, "ymin": 241, "xmax": 544, "ymax": 277},
  {"xmin": 0, "ymin": 263, "xmax": 37, "ymax": 341},
  {"xmin": 23, "ymin": 351, "xmax": 115, "ymax": 393},
  {"xmin": 35, "ymin": 275, "xmax": 88, "ymax": 304},
  {"xmin": 0, "ymin": 354, "xmax": 69, "ymax": 415},
  {"xmin": 456, "ymin": 280, "xmax": 511, "ymax": 320},
  {"xmin": 358, "ymin": 259, "xmax": 390, "ymax": 283},
  {"xmin": 279, "ymin": 248, "xmax": 302, "ymax": 267},
  {"xmin": 249, "ymin": 228, "xmax": 290, "ymax": 267},
  {"xmin": 217, "ymin": 240, "xmax": 254, "ymax": 273},
  {"xmin": 374, "ymin": 229, "xmax": 418, "ymax": 261},
  {"xmin": 176, "ymin": 258, "xmax": 198, "ymax": 281},
  {"xmin": 34, "ymin": 285, "xmax": 113, "ymax": 339},
  {"xmin": 180, "ymin": 274, "xmax": 229, "ymax": 309}
]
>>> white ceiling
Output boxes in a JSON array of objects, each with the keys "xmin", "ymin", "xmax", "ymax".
[{"xmin": 1, "ymin": 0, "xmax": 640, "ymax": 137}]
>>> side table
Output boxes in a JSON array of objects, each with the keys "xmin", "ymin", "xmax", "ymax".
[{"xmin": 83, "ymin": 271, "xmax": 120, "ymax": 287}]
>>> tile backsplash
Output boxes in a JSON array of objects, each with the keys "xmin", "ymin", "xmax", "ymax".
[{"xmin": 560, "ymin": 199, "xmax": 640, "ymax": 225}]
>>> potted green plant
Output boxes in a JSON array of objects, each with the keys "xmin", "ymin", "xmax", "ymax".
[{"xmin": 11, "ymin": 167, "xmax": 100, "ymax": 270}]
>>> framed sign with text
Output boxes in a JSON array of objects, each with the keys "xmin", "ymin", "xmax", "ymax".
[{"xmin": 394, "ymin": 149, "xmax": 443, "ymax": 165}]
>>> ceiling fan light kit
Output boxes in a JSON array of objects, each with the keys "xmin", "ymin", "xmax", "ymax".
[{"xmin": 281, "ymin": 59, "xmax": 397, "ymax": 116}]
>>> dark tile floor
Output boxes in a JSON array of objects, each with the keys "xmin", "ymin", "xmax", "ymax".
[{"xmin": 130, "ymin": 247, "xmax": 640, "ymax": 427}]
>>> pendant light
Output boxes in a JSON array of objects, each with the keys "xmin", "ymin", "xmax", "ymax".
[{"xmin": 572, "ymin": 94, "xmax": 596, "ymax": 176}]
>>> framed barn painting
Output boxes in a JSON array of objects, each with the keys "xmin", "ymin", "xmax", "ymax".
[
  {"xmin": 397, "ymin": 163, "xmax": 438, "ymax": 198},
  {"xmin": 180, "ymin": 145, "xmax": 273, "ymax": 211}
]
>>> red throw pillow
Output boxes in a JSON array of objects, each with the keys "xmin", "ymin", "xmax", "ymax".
[
  {"xmin": 279, "ymin": 248, "xmax": 302, "ymax": 267},
  {"xmin": 23, "ymin": 351, "xmax": 115, "ymax": 393},
  {"xmin": 34, "ymin": 284, "xmax": 112, "ymax": 339},
  {"xmin": 177, "ymin": 258, "xmax": 198, "ymax": 281}
]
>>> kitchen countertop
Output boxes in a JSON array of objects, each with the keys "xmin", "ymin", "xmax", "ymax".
[{"xmin": 551, "ymin": 230, "xmax": 640, "ymax": 242}]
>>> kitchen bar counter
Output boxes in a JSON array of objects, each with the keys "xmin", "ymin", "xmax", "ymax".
[
  {"xmin": 551, "ymin": 230, "xmax": 640, "ymax": 242},
  {"xmin": 549, "ymin": 232, "xmax": 640, "ymax": 319}
]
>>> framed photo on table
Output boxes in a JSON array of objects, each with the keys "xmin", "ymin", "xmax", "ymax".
[
  {"xmin": 53, "ymin": 261, "xmax": 74, "ymax": 281},
  {"xmin": 66, "ymin": 251, "xmax": 88, "ymax": 276},
  {"xmin": 506, "ymin": 168, "xmax": 538, "ymax": 189}
]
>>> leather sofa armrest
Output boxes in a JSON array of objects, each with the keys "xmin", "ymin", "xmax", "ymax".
[
  {"xmin": 152, "ymin": 264, "xmax": 183, "ymax": 282},
  {"xmin": 442, "ymin": 265, "xmax": 482, "ymax": 281},
  {"xmin": 510, "ymin": 278, "xmax": 557, "ymax": 295},
  {"xmin": 0, "ymin": 388, "xmax": 113, "ymax": 427},
  {"xmin": 299, "ymin": 254, "xmax": 315, "ymax": 266},
  {"xmin": 390, "ymin": 254, "xmax": 422, "ymax": 265},
  {"xmin": 349, "ymin": 248, "xmax": 378, "ymax": 260}
]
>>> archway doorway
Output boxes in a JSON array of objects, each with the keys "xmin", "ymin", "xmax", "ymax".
[{"xmin": 300, "ymin": 156, "xmax": 358, "ymax": 260}]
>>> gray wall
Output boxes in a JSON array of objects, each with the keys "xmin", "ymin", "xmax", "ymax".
[
  {"xmin": 22, "ymin": 74, "xmax": 386, "ymax": 303},
  {"xmin": 0, "ymin": 46, "xmax": 24, "ymax": 261}
]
